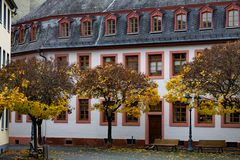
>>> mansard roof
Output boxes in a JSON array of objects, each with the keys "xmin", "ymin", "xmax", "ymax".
[
  {"xmin": 17, "ymin": 0, "xmax": 234, "ymax": 24},
  {"xmin": 11, "ymin": 0, "xmax": 240, "ymax": 54}
]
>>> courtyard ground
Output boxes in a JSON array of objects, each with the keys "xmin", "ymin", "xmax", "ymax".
[{"xmin": 1, "ymin": 145, "xmax": 240, "ymax": 160}]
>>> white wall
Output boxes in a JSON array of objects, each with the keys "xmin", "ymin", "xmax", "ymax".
[{"xmin": 9, "ymin": 44, "xmax": 240, "ymax": 142}]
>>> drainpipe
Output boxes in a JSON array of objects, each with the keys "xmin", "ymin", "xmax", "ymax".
[{"xmin": 38, "ymin": 49, "xmax": 47, "ymax": 61}]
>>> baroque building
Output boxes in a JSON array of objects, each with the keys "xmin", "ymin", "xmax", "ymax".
[
  {"xmin": 10, "ymin": 0, "xmax": 240, "ymax": 147},
  {"xmin": 0, "ymin": 0, "xmax": 17, "ymax": 152}
]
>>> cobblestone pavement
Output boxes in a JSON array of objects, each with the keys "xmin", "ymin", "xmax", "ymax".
[{"xmin": 1, "ymin": 145, "xmax": 240, "ymax": 160}]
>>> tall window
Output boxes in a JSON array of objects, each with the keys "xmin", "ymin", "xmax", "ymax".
[
  {"xmin": 171, "ymin": 52, "xmax": 187, "ymax": 76},
  {"xmin": 224, "ymin": 112, "xmax": 240, "ymax": 124},
  {"xmin": 201, "ymin": 12, "xmax": 212, "ymax": 28},
  {"xmin": 0, "ymin": 0, "xmax": 2, "ymax": 23},
  {"xmin": 176, "ymin": 14, "xmax": 187, "ymax": 30},
  {"xmin": 129, "ymin": 17, "xmax": 138, "ymax": 33},
  {"xmin": 3, "ymin": 3, "xmax": 6, "ymax": 28},
  {"xmin": 172, "ymin": 102, "xmax": 187, "ymax": 123},
  {"xmin": 150, "ymin": 10, "xmax": 163, "ymax": 33},
  {"xmin": 30, "ymin": 24, "xmax": 37, "ymax": 42},
  {"xmin": 103, "ymin": 111, "xmax": 116, "ymax": 123},
  {"xmin": 82, "ymin": 21, "xmax": 92, "ymax": 36},
  {"xmin": 125, "ymin": 55, "xmax": 139, "ymax": 72},
  {"xmin": 148, "ymin": 54, "xmax": 163, "ymax": 76},
  {"xmin": 19, "ymin": 26, "xmax": 25, "ymax": 44},
  {"xmin": 2, "ymin": 50, "xmax": 5, "ymax": 66},
  {"xmin": 7, "ymin": 9, "xmax": 10, "ymax": 32},
  {"xmin": 79, "ymin": 55, "xmax": 90, "ymax": 71},
  {"xmin": 61, "ymin": 22, "xmax": 69, "ymax": 37},
  {"xmin": 106, "ymin": 19, "xmax": 116, "ymax": 35},
  {"xmin": 58, "ymin": 17, "xmax": 70, "ymax": 38},
  {"xmin": 77, "ymin": 99, "xmax": 89, "ymax": 122},
  {"xmin": 228, "ymin": 10, "xmax": 239, "ymax": 27}
]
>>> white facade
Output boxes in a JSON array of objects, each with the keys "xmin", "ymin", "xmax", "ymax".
[
  {"xmin": 9, "ymin": 44, "xmax": 240, "ymax": 145},
  {"xmin": 0, "ymin": 0, "xmax": 15, "ymax": 152}
]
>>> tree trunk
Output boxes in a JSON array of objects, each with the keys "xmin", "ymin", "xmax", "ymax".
[
  {"xmin": 37, "ymin": 119, "xmax": 43, "ymax": 145},
  {"xmin": 107, "ymin": 112, "xmax": 112, "ymax": 145},
  {"xmin": 32, "ymin": 119, "xmax": 38, "ymax": 151}
]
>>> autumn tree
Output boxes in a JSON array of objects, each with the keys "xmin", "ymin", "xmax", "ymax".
[
  {"xmin": 0, "ymin": 58, "xmax": 75, "ymax": 153},
  {"xmin": 75, "ymin": 63, "xmax": 160, "ymax": 144},
  {"xmin": 166, "ymin": 41, "xmax": 240, "ymax": 115}
]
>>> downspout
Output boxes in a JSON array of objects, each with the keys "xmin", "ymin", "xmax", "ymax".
[{"xmin": 38, "ymin": 49, "xmax": 47, "ymax": 61}]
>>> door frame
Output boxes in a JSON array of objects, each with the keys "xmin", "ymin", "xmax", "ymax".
[{"xmin": 145, "ymin": 100, "xmax": 164, "ymax": 145}]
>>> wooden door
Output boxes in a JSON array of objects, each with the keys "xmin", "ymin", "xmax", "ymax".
[{"xmin": 149, "ymin": 115, "xmax": 162, "ymax": 144}]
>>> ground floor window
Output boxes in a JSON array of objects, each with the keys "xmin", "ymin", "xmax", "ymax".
[
  {"xmin": 225, "ymin": 112, "xmax": 240, "ymax": 124},
  {"xmin": 173, "ymin": 102, "xmax": 187, "ymax": 123}
]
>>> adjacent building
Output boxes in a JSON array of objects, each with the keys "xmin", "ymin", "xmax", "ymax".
[
  {"xmin": 10, "ymin": 0, "xmax": 240, "ymax": 147},
  {"xmin": 0, "ymin": 0, "xmax": 17, "ymax": 153}
]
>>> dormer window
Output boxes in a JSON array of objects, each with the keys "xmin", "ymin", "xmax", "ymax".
[
  {"xmin": 226, "ymin": 3, "xmax": 239, "ymax": 28},
  {"xmin": 175, "ymin": 7, "xmax": 187, "ymax": 31},
  {"xmin": 81, "ymin": 16, "xmax": 92, "ymax": 37},
  {"xmin": 58, "ymin": 17, "xmax": 70, "ymax": 38},
  {"xmin": 18, "ymin": 25, "xmax": 25, "ymax": 44},
  {"xmin": 150, "ymin": 10, "xmax": 163, "ymax": 33},
  {"xmin": 127, "ymin": 11, "xmax": 139, "ymax": 34},
  {"xmin": 200, "ymin": 6, "xmax": 213, "ymax": 29},
  {"xmin": 30, "ymin": 22, "xmax": 37, "ymax": 42},
  {"xmin": 105, "ymin": 14, "xmax": 116, "ymax": 35}
]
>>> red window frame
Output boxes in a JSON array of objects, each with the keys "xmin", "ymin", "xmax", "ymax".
[
  {"xmin": 174, "ymin": 7, "xmax": 187, "ymax": 31},
  {"xmin": 80, "ymin": 16, "xmax": 92, "ymax": 37},
  {"xmin": 15, "ymin": 112, "xmax": 22, "ymax": 123},
  {"xmin": 194, "ymin": 110, "xmax": 215, "ymax": 127},
  {"xmin": 199, "ymin": 6, "xmax": 213, "ymax": 29},
  {"xmin": 226, "ymin": 3, "xmax": 240, "ymax": 28},
  {"xmin": 146, "ymin": 52, "xmax": 164, "ymax": 79},
  {"xmin": 127, "ymin": 11, "xmax": 139, "ymax": 34},
  {"xmin": 54, "ymin": 110, "xmax": 68, "ymax": 123},
  {"xmin": 30, "ymin": 22, "xmax": 37, "ymax": 42},
  {"xmin": 77, "ymin": 53, "xmax": 91, "ymax": 71},
  {"xmin": 170, "ymin": 50, "xmax": 189, "ymax": 77},
  {"xmin": 169, "ymin": 102, "xmax": 189, "ymax": 127},
  {"xmin": 58, "ymin": 17, "xmax": 70, "ymax": 38},
  {"xmin": 150, "ymin": 9, "xmax": 163, "ymax": 33},
  {"xmin": 76, "ymin": 98, "xmax": 91, "ymax": 123},
  {"xmin": 123, "ymin": 53, "xmax": 140, "ymax": 73},
  {"xmin": 55, "ymin": 54, "xmax": 69, "ymax": 64},
  {"xmin": 105, "ymin": 14, "xmax": 117, "ymax": 35},
  {"xmin": 100, "ymin": 54, "xmax": 117, "ymax": 66},
  {"xmin": 18, "ymin": 25, "xmax": 25, "ymax": 44},
  {"xmin": 221, "ymin": 112, "xmax": 240, "ymax": 128}
]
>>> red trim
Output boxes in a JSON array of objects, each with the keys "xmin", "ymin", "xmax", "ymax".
[
  {"xmin": 145, "ymin": 99, "xmax": 164, "ymax": 145},
  {"xmin": 105, "ymin": 13, "xmax": 117, "ymax": 36},
  {"xmin": 54, "ymin": 110, "xmax": 68, "ymax": 123},
  {"xmin": 58, "ymin": 17, "xmax": 70, "ymax": 38},
  {"xmin": 123, "ymin": 53, "xmax": 141, "ymax": 73},
  {"xmin": 80, "ymin": 16, "xmax": 93, "ymax": 37},
  {"xmin": 30, "ymin": 22, "xmax": 37, "ymax": 42},
  {"xmin": 145, "ymin": 51, "xmax": 164, "ymax": 79},
  {"xmin": 150, "ymin": 9, "xmax": 163, "ymax": 33},
  {"xmin": 122, "ymin": 113, "xmax": 140, "ymax": 126},
  {"xmin": 55, "ymin": 54, "xmax": 69, "ymax": 63},
  {"xmin": 76, "ymin": 97, "xmax": 91, "ymax": 124},
  {"xmin": 100, "ymin": 54, "xmax": 118, "ymax": 65},
  {"xmin": 77, "ymin": 53, "xmax": 92, "ymax": 69},
  {"xmin": 194, "ymin": 109, "xmax": 215, "ymax": 127},
  {"xmin": 15, "ymin": 112, "xmax": 22, "ymax": 123},
  {"xmin": 199, "ymin": 5, "xmax": 213, "ymax": 29},
  {"xmin": 169, "ymin": 103, "xmax": 189, "ymax": 127},
  {"xmin": 127, "ymin": 11, "xmax": 139, "ymax": 34},
  {"xmin": 169, "ymin": 50, "xmax": 189, "ymax": 78},
  {"xmin": 225, "ymin": 3, "xmax": 240, "ymax": 28},
  {"xmin": 174, "ymin": 7, "xmax": 188, "ymax": 31},
  {"xmin": 221, "ymin": 114, "xmax": 240, "ymax": 128}
]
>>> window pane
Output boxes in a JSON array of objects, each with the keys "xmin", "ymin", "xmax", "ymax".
[
  {"xmin": 126, "ymin": 56, "xmax": 138, "ymax": 72},
  {"xmin": 173, "ymin": 102, "xmax": 187, "ymax": 123},
  {"xmin": 173, "ymin": 53, "xmax": 186, "ymax": 75},
  {"xmin": 79, "ymin": 99, "xmax": 89, "ymax": 121}
]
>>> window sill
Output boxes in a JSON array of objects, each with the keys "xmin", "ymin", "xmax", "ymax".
[
  {"xmin": 29, "ymin": 40, "xmax": 37, "ymax": 43},
  {"xmin": 226, "ymin": 26, "xmax": 240, "ymax": 29},
  {"xmin": 150, "ymin": 31, "xmax": 162, "ymax": 34},
  {"xmin": 100, "ymin": 122, "xmax": 117, "ymax": 126},
  {"xmin": 174, "ymin": 29, "xmax": 187, "ymax": 32},
  {"xmin": 54, "ymin": 120, "xmax": 68, "ymax": 123},
  {"xmin": 15, "ymin": 120, "xmax": 23, "ymax": 123},
  {"xmin": 104, "ymin": 33, "xmax": 116, "ymax": 37},
  {"xmin": 148, "ymin": 75, "xmax": 164, "ymax": 80},
  {"xmin": 80, "ymin": 35, "xmax": 93, "ymax": 38},
  {"xmin": 199, "ymin": 28, "xmax": 213, "ymax": 31},
  {"xmin": 221, "ymin": 123, "xmax": 240, "ymax": 128},
  {"xmin": 195, "ymin": 123, "xmax": 215, "ymax": 127},
  {"xmin": 122, "ymin": 122, "xmax": 140, "ymax": 126},
  {"xmin": 58, "ymin": 36, "xmax": 70, "ymax": 39},
  {"xmin": 170, "ymin": 122, "xmax": 188, "ymax": 127},
  {"xmin": 76, "ymin": 120, "xmax": 91, "ymax": 124},
  {"xmin": 127, "ymin": 32, "xmax": 139, "ymax": 35}
]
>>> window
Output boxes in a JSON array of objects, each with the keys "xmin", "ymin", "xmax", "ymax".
[
  {"xmin": 105, "ymin": 14, "xmax": 116, "ymax": 35},
  {"xmin": 11, "ymin": 30, "xmax": 15, "ymax": 45},
  {"xmin": 100, "ymin": 101, "xmax": 117, "ymax": 126},
  {"xmin": 195, "ymin": 109, "xmax": 215, "ymax": 127},
  {"xmin": 7, "ymin": 9, "xmax": 10, "ymax": 32},
  {"xmin": 58, "ymin": 17, "xmax": 70, "ymax": 38},
  {"xmin": 195, "ymin": 50, "xmax": 203, "ymax": 58},
  {"xmin": 3, "ymin": 3, "xmax": 6, "ymax": 28},
  {"xmin": 103, "ymin": 111, "xmax": 116, "ymax": 122},
  {"xmin": 1, "ymin": 111, "xmax": 5, "ymax": 130},
  {"xmin": 78, "ymin": 55, "xmax": 90, "ymax": 71},
  {"xmin": 2, "ymin": 50, "xmax": 5, "ymax": 66},
  {"xmin": 127, "ymin": 11, "xmax": 139, "ymax": 34},
  {"xmin": 18, "ymin": 25, "xmax": 25, "ymax": 44},
  {"xmin": 150, "ymin": 10, "xmax": 163, "ymax": 32},
  {"xmin": 7, "ymin": 53, "xmax": 9, "ymax": 64},
  {"xmin": 5, "ymin": 110, "xmax": 9, "ymax": 129},
  {"xmin": 55, "ymin": 111, "xmax": 68, "ymax": 123},
  {"xmin": 124, "ymin": 54, "xmax": 139, "ymax": 72},
  {"xmin": 170, "ymin": 102, "xmax": 188, "ymax": 127},
  {"xmin": 171, "ymin": 51, "xmax": 188, "ymax": 76},
  {"xmin": 55, "ymin": 55, "xmax": 68, "ymax": 64},
  {"xmin": 225, "ymin": 112, "xmax": 240, "ymax": 124},
  {"xmin": 122, "ymin": 102, "xmax": 140, "ymax": 126},
  {"xmin": 77, "ymin": 99, "xmax": 90, "ymax": 123},
  {"xmin": 146, "ymin": 52, "xmax": 164, "ymax": 78},
  {"xmin": 149, "ymin": 102, "xmax": 162, "ymax": 112},
  {"xmin": 0, "ymin": 0, "xmax": 2, "ymax": 23},
  {"xmin": 175, "ymin": 8, "xmax": 187, "ymax": 31},
  {"xmin": 200, "ymin": 6, "xmax": 213, "ymax": 29},
  {"xmin": 30, "ymin": 23, "xmax": 37, "ymax": 42},
  {"xmin": 15, "ymin": 112, "xmax": 22, "ymax": 123},
  {"xmin": 81, "ymin": 16, "xmax": 92, "ymax": 37},
  {"xmin": 101, "ymin": 54, "xmax": 117, "ymax": 66},
  {"xmin": 226, "ymin": 3, "xmax": 240, "ymax": 28}
]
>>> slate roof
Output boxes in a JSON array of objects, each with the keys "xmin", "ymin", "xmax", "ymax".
[{"xmin": 12, "ymin": 0, "xmax": 240, "ymax": 54}]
